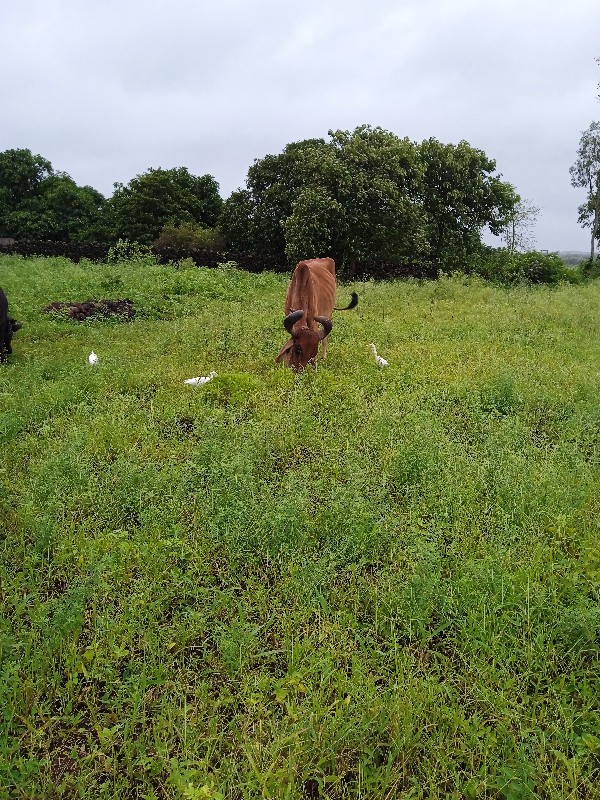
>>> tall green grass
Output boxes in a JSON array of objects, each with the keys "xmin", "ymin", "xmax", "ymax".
[{"xmin": 1, "ymin": 254, "xmax": 599, "ymax": 799}]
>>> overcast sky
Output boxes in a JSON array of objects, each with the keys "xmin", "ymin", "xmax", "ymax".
[{"xmin": 2, "ymin": 0, "xmax": 598, "ymax": 252}]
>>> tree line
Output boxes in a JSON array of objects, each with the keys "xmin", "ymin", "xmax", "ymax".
[{"xmin": 1, "ymin": 122, "xmax": 599, "ymax": 273}]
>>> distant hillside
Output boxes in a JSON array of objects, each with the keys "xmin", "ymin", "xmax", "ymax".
[{"xmin": 557, "ymin": 251, "xmax": 588, "ymax": 266}]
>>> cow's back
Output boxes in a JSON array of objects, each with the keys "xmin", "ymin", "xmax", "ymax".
[
  {"xmin": 285, "ymin": 259, "xmax": 336, "ymax": 329},
  {"xmin": 0, "ymin": 287, "xmax": 8, "ymax": 333}
]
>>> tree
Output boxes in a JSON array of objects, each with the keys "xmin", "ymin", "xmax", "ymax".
[
  {"xmin": 222, "ymin": 126, "xmax": 430, "ymax": 273},
  {"xmin": 417, "ymin": 138, "xmax": 518, "ymax": 266},
  {"xmin": 0, "ymin": 148, "xmax": 53, "ymax": 233},
  {"xmin": 570, "ymin": 121, "xmax": 600, "ymax": 260},
  {"xmin": 222, "ymin": 138, "xmax": 333, "ymax": 262},
  {"xmin": 101, "ymin": 167, "xmax": 223, "ymax": 244},
  {"xmin": 282, "ymin": 187, "xmax": 344, "ymax": 267},
  {"xmin": 219, "ymin": 188, "xmax": 261, "ymax": 253},
  {"xmin": 9, "ymin": 175, "xmax": 105, "ymax": 241},
  {"xmin": 0, "ymin": 149, "xmax": 105, "ymax": 241},
  {"xmin": 499, "ymin": 198, "xmax": 540, "ymax": 252},
  {"xmin": 317, "ymin": 126, "xmax": 429, "ymax": 273}
]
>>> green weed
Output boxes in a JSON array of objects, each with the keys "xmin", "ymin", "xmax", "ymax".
[{"xmin": 1, "ymin": 255, "xmax": 599, "ymax": 798}]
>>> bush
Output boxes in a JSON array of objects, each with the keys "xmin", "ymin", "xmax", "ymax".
[
  {"xmin": 469, "ymin": 248, "xmax": 581, "ymax": 285},
  {"xmin": 154, "ymin": 222, "xmax": 226, "ymax": 251},
  {"xmin": 107, "ymin": 239, "xmax": 158, "ymax": 267},
  {"xmin": 577, "ymin": 255, "xmax": 600, "ymax": 279}
]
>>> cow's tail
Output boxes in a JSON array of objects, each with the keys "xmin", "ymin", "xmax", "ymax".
[{"xmin": 334, "ymin": 292, "xmax": 358, "ymax": 311}]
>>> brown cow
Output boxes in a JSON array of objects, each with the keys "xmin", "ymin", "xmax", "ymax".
[{"xmin": 275, "ymin": 258, "xmax": 358, "ymax": 370}]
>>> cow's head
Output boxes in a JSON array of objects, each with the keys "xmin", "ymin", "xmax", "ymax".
[{"xmin": 276, "ymin": 310, "xmax": 332, "ymax": 370}]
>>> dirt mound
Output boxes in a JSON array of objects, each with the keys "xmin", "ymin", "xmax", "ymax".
[{"xmin": 44, "ymin": 299, "xmax": 135, "ymax": 321}]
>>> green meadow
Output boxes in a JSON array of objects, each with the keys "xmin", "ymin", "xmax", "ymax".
[{"xmin": 1, "ymin": 254, "xmax": 599, "ymax": 799}]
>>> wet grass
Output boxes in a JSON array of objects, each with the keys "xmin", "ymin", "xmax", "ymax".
[{"xmin": 1, "ymin": 254, "xmax": 599, "ymax": 798}]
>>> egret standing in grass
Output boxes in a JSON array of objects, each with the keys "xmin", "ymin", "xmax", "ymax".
[
  {"xmin": 184, "ymin": 371, "xmax": 216, "ymax": 386},
  {"xmin": 369, "ymin": 343, "xmax": 388, "ymax": 367}
]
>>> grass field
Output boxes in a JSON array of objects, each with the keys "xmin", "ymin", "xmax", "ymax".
[{"xmin": 1, "ymin": 254, "xmax": 599, "ymax": 799}]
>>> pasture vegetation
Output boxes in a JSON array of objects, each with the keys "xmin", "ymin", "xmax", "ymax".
[{"xmin": 0, "ymin": 254, "xmax": 599, "ymax": 800}]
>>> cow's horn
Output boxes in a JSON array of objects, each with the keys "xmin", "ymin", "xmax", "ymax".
[
  {"xmin": 315, "ymin": 316, "xmax": 333, "ymax": 338},
  {"xmin": 283, "ymin": 309, "xmax": 304, "ymax": 333}
]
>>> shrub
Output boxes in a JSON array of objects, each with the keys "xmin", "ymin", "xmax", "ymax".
[
  {"xmin": 517, "ymin": 251, "xmax": 581, "ymax": 284},
  {"xmin": 154, "ymin": 222, "xmax": 226, "ymax": 251},
  {"xmin": 469, "ymin": 248, "xmax": 580, "ymax": 285},
  {"xmin": 577, "ymin": 255, "xmax": 600, "ymax": 279},
  {"xmin": 107, "ymin": 239, "xmax": 158, "ymax": 267}
]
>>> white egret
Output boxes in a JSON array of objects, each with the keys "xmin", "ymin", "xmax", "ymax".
[
  {"xmin": 184, "ymin": 371, "xmax": 216, "ymax": 386},
  {"xmin": 369, "ymin": 343, "xmax": 388, "ymax": 367}
]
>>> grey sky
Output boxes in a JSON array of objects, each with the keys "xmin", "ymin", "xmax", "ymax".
[{"xmin": 2, "ymin": 0, "xmax": 598, "ymax": 252}]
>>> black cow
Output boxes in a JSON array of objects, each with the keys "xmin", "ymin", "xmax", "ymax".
[{"xmin": 0, "ymin": 287, "xmax": 23, "ymax": 363}]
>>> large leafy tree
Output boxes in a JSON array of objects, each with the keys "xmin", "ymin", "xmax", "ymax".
[
  {"xmin": 221, "ymin": 138, "xmax": 332, "ymax": 262},
  {"xmin": 0, "ymin": 149, "xmax": 105, "ymax": 241},
  {"xmin": 417, "ymin": 138, "xmax": 518, "ymax": 266},
  {"xmin": 570, "ymin": 121, "xmax": 600, "ymax": 260},
  {"xmin": 222, "ymin": 127, "xmax": 430, "ymax": 272},
  {"xmin": 0, "ymin": 148, "xmax": 53, "ymax": 234},
  {"xmin": 9, "ymin": 175, "xmax": 105, "ymax": 241},
  {"xmin": 285, "ymin": 127, "xmax": 429, "ymax": 273},
  {"xmin": 101, "ymin": 167, "xmax": 223, "ymax": 244}
]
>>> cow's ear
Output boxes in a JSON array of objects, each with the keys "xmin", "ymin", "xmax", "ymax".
[{"xmin": 275, "ymin": 340, "xmax": 294, "ymax": 363}]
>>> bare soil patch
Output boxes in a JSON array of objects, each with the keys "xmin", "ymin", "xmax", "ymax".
[{"xmin": 43, "ymin": 298, "xmax": 135, "ymax": 321}]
